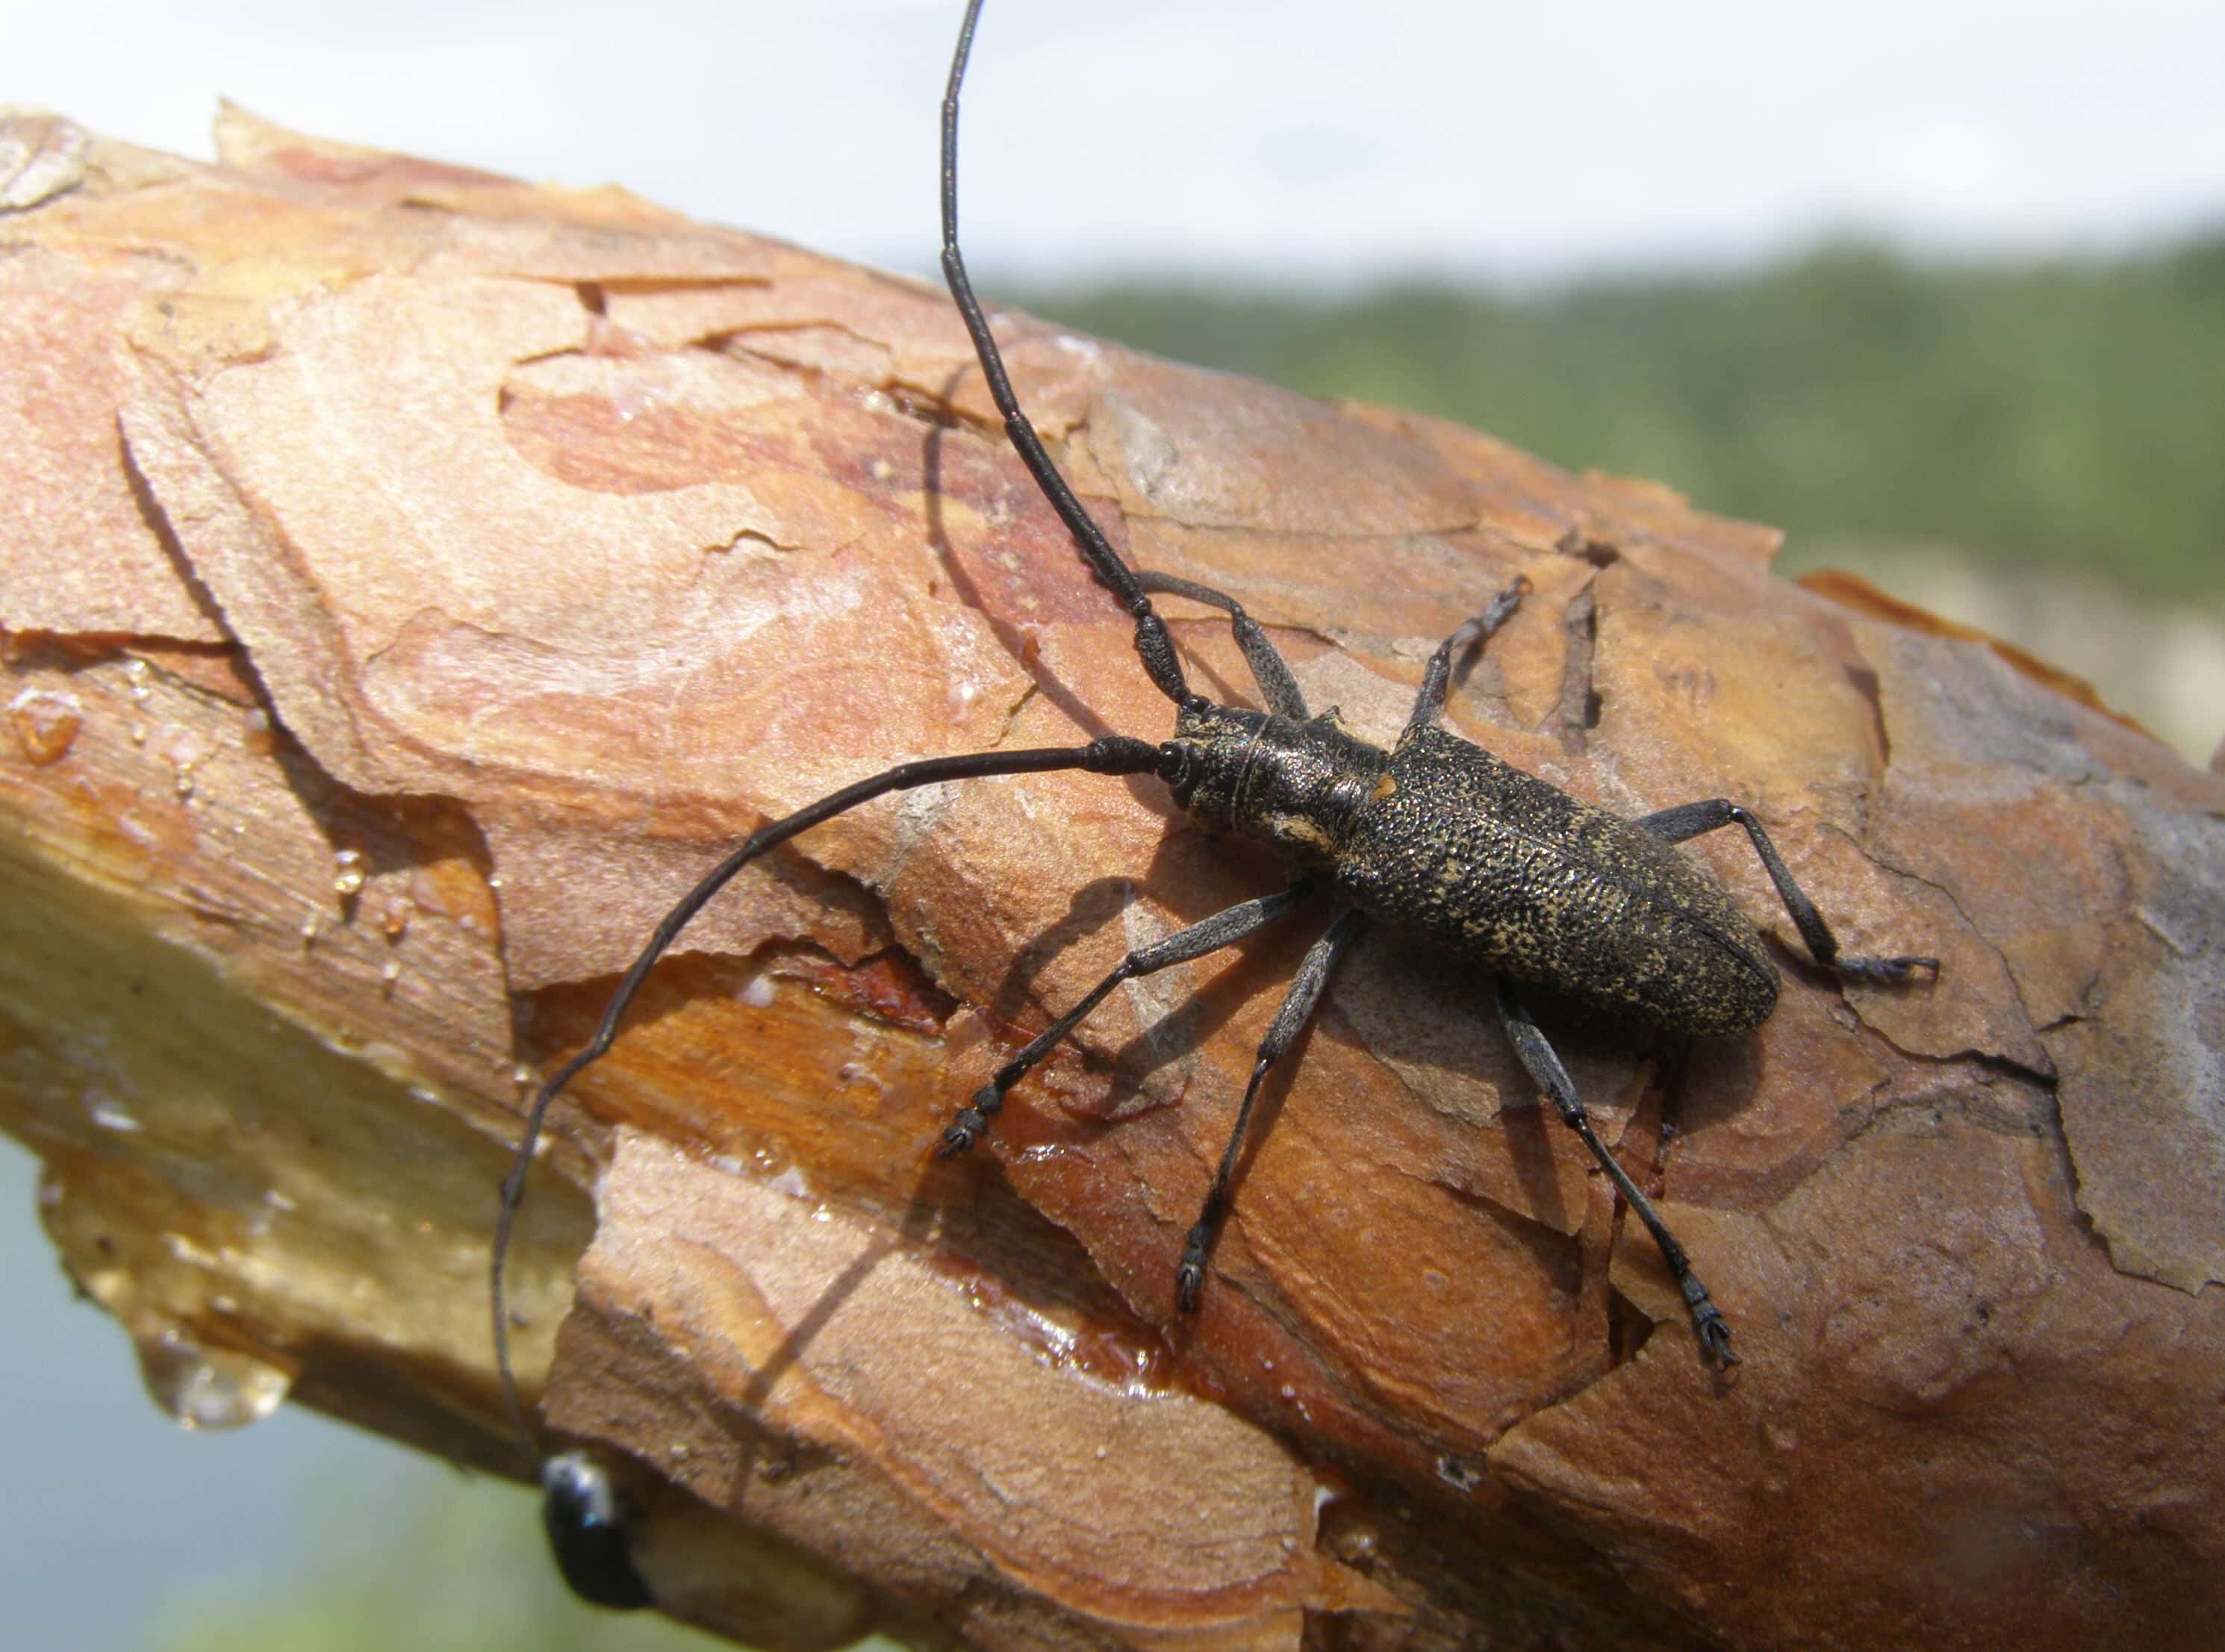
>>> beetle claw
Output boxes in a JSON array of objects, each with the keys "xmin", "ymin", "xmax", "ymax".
[{"xmin": 1836, "ymin": 953, "xmax": 1941, "ymax": 985}]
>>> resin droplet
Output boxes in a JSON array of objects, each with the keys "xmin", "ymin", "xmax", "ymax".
[
  {"xmin": 332, "ymin": 848, "xmax": 367, "ymax": 897},
  {"xmin": 7, "ymin": 688, "xmax": 81, "ymax": 764},
  {"xmin": 149, "ymin": 722, "xmax": 214, "ymax": 798},
  {"xmin": 134, "ymin": 1324, "xmax": 293, "ymax": 1430},
  {"xmin": 83, "ymin": 1088, "xmax": 141, "ymax": 1132}
]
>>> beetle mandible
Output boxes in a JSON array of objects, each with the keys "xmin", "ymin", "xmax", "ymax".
[{"xmin": 494, "ymin": 0, "xmax": 1940, "ymax": 1457}]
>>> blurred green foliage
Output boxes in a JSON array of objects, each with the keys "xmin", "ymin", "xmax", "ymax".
[
  {"xmin": 1023, "ymin": 231, "xmax": 2225, "ymax": 603},
  {"xmin": 139, "ymin": 1464, "xmax": 915, "ymax": 1652},
  {"xmin": 146, "ymin": 1470, "xmax": 711, "ymax": 1652}
]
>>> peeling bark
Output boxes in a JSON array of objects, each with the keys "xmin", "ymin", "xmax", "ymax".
[{"xmin": 4, "ymin": 109, "xmax": 2223, "ymax": 1652}]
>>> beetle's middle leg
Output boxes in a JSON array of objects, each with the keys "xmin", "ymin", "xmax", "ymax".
[
  {"xmin": 1634, "ymin": 800, "xmax": 1940, "ymax": 984},
  {"xmin": 1175, "ymin": 907, "xmax": 1366, "ymax": 1311},
  {"xmin": 1494, "ymin": 979, "xmax": 1736, "ymax": 1368},
  {"xmin": 940, "ymin": 879, "xmax": 1316, "ymax": 1155}
]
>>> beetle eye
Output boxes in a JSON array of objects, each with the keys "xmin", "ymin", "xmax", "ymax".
[{"xmin": 1157, "ymin": 742, "xmax": 1194, "ymax": 792}]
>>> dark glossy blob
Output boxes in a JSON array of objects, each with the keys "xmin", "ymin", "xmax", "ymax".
[{"xmin": 541, "ymin": 1452, "xmax": 653, "ymax": 1610}]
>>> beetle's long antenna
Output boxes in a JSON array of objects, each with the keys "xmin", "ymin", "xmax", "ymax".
[
  {"xmin": 940, "ymin": 0, "xmax": 1196, "ymax": 710},
  {"xmin": 491, "ymin": 735, "xmax": 1164, "ymax": 1444}
]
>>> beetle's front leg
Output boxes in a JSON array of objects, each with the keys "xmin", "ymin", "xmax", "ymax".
[{"xmin": 940, "ymin": 882, "xmax": 1314, "ymax": 1155}]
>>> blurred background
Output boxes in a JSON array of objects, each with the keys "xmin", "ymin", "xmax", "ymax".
[{"xmin": 7, "ymin": 2, "xmax": 2222, "ymax": 1648}]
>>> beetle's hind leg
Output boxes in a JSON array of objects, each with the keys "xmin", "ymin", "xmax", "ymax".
[
  {"xmin": 940, "ymin": 880, "xmax": 1316, "ymax": 1156},
  {"xmin": 1495, "ymin": 980, "xmax": 1736, "ymax": 1368},
  {"xmin": 1176, "ymin": 907, "xmax": 1366, "ymax": 1311},
  {"xmin": 1634, "ymin": 799, "xmax": 1940, "ymax": 985}
]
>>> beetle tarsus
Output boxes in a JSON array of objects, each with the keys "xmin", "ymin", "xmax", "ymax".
[
  {"xmin": 1174, "ymin": 1250, "xmax": 1207, "ymax": 1314},
  {"xmin": 1832, "ymin": 953, "xmax": 1941, "ymax": 984},
  {"xmin": 939, "ymin": 1107, "xmax": 989, "ymax": 1157},
  {"xmin": 1695, "ymin": 1307, "xmax": 1738, "ymax": 1371}
]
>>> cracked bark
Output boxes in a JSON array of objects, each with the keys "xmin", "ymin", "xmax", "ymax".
[{"xmin": 5, "ymin": 108, "xmax": 2225, "ymax": 1652}]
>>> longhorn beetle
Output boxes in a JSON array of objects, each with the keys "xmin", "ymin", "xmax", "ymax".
[{"xmin": 495, "ymin": 0, "xmax": 1939, "ymax": 1586}]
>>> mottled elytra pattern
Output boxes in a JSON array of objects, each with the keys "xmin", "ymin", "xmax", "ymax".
[
  {"xmin": 502, "ymin": 0, "xmax": 1940, "ymax": 1603},
  {"xmin": 1338, "ymin": 726, "xmax": 1782, "ymax": 1038}
]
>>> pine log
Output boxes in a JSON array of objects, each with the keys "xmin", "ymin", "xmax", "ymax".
[{"xmin": 3, "ymin": 107, "xmax": 2223, "ymax": 1652}]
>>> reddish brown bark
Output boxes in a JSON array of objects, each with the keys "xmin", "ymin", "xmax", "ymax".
[{"xmin": 3, "ymin": 107, "xmax": 2221, "ymax": 1652}]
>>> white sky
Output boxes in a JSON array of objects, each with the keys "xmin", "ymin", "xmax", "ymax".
[{"xmin": 13, "ymin": 1, "xmax": 2225, "ymax": 287}]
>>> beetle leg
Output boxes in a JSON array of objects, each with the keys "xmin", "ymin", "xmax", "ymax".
[
  {"xmin": 1494, "ymin": 979, "xmax": 1736, "ymax": 1369},
  {"xmin": 1174, "ymin": 907, "xmax": 1366, "ymax": 1311},
  {"xmin": 939, "ymin": 880, "xmax": 1317, "ymax": 1156},
  {"xmin": 1634, "ymin": 799, "xmax": 1941, "ymax": 984},
  {"xmin": 1407, "ymin": 576, "xmax": 1531, "ymax": 733},
  {"xmin": 1134, "ymin": 569, "xmax": 1309, "ymax": 720}
]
